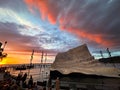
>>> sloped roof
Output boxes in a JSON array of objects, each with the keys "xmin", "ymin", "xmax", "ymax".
[
  {"xmin": 51, "ymin": 44, "xmax": 120, "ymax": 77},
  {"xmin": 55, "ymin": 44, "xmax": 93, "ymax": 62}
]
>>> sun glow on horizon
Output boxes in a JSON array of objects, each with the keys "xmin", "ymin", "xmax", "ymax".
[
  {"xmin": 0, "ymin": 57, "xmax": 21, "ymax": 65},
  {"xmin": 0, "ymin": 52, "xmax": 55, "ymax": 65},
  {"xmin": 0, "ymin": 58, "xmax": 7, "ymax": 65}
]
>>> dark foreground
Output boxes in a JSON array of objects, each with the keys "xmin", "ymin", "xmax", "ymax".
[
  {"xmin": 49, "ymin": 70, "xmax": 120, "ymax": 90},
  {"xmin": 0, "ymin": 71, "xmax": 46, "ymax": 90}
]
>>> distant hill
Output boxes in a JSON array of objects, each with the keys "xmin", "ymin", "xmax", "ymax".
[{"xmin": 99, "ymin": 56, "xmax": 120, "ymax": 63}]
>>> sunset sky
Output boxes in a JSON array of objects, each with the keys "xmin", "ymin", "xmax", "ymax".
[{"xmin": 0, "ymin": 0, "xmax": 120, "ymax": 64}]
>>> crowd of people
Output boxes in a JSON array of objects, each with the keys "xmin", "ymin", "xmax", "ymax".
[
  {"xmin": 0, "ymin": 71, "xmax": 42, "ymax": 90},
  {"xmin": 0, "ymin": 71, "xmax": 60, "ymax": 90}
]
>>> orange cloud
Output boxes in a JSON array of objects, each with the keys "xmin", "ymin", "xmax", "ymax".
[
  {"xmin": 59, "ymin": 25, "xmax": 113, "ymax": 46},
  {"xmin": 75, "ymin": 30, "xmax": 111, "ymax": 46},
  {"xmin": 67, "ymin": 27, "xmax": 113, "ymax": 46},
  {"xmin": 24, "ymin": 0, "xmax": 57, "ymax": 24},
  {"xmin": 48, "ymin": 14, "xmax": 56, "ymax": 24}
]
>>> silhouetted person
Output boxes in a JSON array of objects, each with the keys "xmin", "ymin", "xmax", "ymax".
[
  {"xmin": 22, "ymin": 80, "xmax": 27, "ymax": 88},
  {"xmin": 16, "ymin": 72, "xmax": 23, "ymax": 86},
  {"xmin": 47, "ymin": 75, "xmax": 52, "ymax": 90},
  {"xmin": 22, "ymin": 73, "xmax": 27, "ymax": 88},
  {"xmin": 3, "ymin": 71, "xmax": 11, "ymax": 81},
  {"xmin": 33, "ymin": 82, "xmax": 38, "ymax": 90},
  {"xmin": 55, "ymin": 77, "xmax": 60, "ymax": 90},
  {"xmin": 28, "ymin": 75, "xmax": 33, "ymax": 89},
  {"xmin": 22, "ymin": 73, "xmax": 27, "ymax": 83}
]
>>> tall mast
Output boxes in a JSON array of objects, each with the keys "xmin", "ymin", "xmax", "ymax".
[
  {"xmin": 44, "ymin": 53, "xmax": 47, "ymax": 80},
  {"xmin": 39, "ymin": 51, "xmax": 44, "ymax": 81},
  {"xmin": 45, "ymin": 53, "xmax": 47, "ymax": 64},
  {"xmin": 30, "ymin": 49, "xmax": 34, "ymax": 66},
  {"xmin": 100, "ymin": 50, "xmax": 104, "ymax": 58},
  {"xmin": 106, "ymin": 48, "xmax": 111, "ymax": 58},
  {"xmin": 28, "ymin": 49, "xmax": 34, "ymax": 77},
  {"xmin": 41, "ymin": 51, "xmax": 44, "ymax": 64},
  {"xmin": 3, "ymin": 41, "xmax": 7, "ymax": 50}
]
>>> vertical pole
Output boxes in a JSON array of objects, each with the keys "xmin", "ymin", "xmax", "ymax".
[
  {"xmin": 45, "ymin": 53, "xmax": 47, "ymax": 64},
  {"xmin": 39, "ymin": 51, "xmax": 44, "ymax": 81},
  {"xmin": 106, "ymin": 48, "xmax": 111, "ymax": 57},
  {"xmin": 44, "ymin": 53, "xmax": 47, "ymax": 79},
  {"xmin": 0, "ymin": 41, "xmax": 7, "ymax": 61},
  {"xmin": 28, "ymin": 50, "xmax": 34, "ymax": 78},
  {"xmin": 3, "ymin": 41, "xmax": 7, "ymax": 50},
  {"xmin": 100, "ymin": 50, "xmax": 104, "ymax": 58},
  {"xmin": 30, "ymin": 50, "xmax": 34, "ymax": 66},
  {"xmin": 0, "ymin": 42, "xmax": 3, "ymax": 60}
]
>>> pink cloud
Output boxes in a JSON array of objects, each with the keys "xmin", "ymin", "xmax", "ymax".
[{"xmin": 24, "ymin": 0, "xmax": 118, "ymax": 47}]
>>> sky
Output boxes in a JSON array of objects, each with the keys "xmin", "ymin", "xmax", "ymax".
[{"xmin": 0, "ymin": 0, "xmax": 120, "ymax": 64}]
